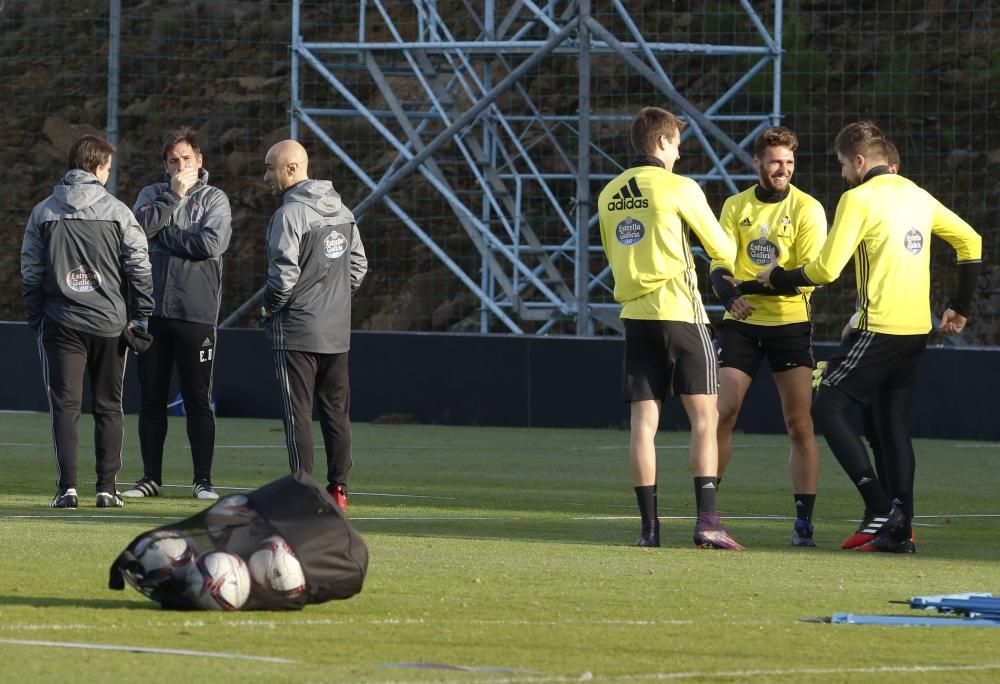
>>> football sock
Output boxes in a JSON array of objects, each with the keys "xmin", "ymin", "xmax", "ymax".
[
  {"xmin": 794, "ymin": 493, "xmax": 816, "ymax": 522},
  {"xmin": 814, "ymin": 385, "xmax": 892, "ymax": 513},
  {"xmin": 874, "ymin": 384, "xmax": 917, "ymax": 524},
  {"xmin": 891, "ymin": 492, "xmax": 913, "ymax": 535},
  {"xmin": 854, "ymin": 468, "xmax": 893, "ymax": 514},
  {"xmin": 693, "ymin": 477, "xmax": 718, "ymax": 514},
  {"xmin": 634, "ymin": 484, "xmax": 657, "ymax": 522}
]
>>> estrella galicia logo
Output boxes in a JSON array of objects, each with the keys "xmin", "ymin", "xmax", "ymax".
[
  {"xmin": 607, "ymin": 177, "xmax": 649, "ymax": 211},
  {"xmin": 904, "ymin": 228, "xmax": 924, "ymax": 254},
  {"xmin": 188, "ymin": 199, "xmax": 204, "ymax": 224},
  {"xmin": 324, "ymin": 230, "xmax": 347, "ymax": 259},
  {"xmin": 747, "ymin": 237, "xmax": 778, "ymax": 265},
  {"xmin": 616, "ymin": 216, "xmax": 645, "ymax": 245},
  {"xmin": 66, "ymin": 265, "xmax": 101, "ymax": 292}
]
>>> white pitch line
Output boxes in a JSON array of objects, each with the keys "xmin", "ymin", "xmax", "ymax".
[
  {"xmin": 1, "ymin": 514, "xmax": 489, "ymax": 522},
  {"xmin": 593, "ymin": 444, "xmax": 783, "ymax": 450},
  {"xmin": 469, "ymin": 663, "xmax": 1000, "ymax": 684},
  {"xmin": 159, "ymin": 483, "xmax": 252, "ymax": 491},
  {"xmin": 382, "ymin": 662, "xmax": 544, "ymax": 674},
  {"xmin": 576, "ymin": 513, "xmax": 1000, "ymax": 522},
  {"xmin": 351, "ymin": 492, "xmax": 457, "ymax": 500},
  {"xmin": 83, "ymin": 482, "xmax": 458, "ymax": 500},
  {"xmin": 0, "ymin": 638, "xmax": 294, "ymax": 663},
  {"xmin": 350, "ymin": 516, "xmax": 491, "ymax": 521},
  {"xmin": 2, "ymin": 514, "xmax": 180, "ymax": 520}
]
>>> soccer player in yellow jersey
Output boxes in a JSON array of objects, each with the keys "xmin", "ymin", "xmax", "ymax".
[
  {"xmin": 759, "ymin": 121, "xmax": 982, "ymax": 553},
  {"xmin": 708, "ymin": 127, "xmax": 827, "ymax": 547},
  {"xmin": 598, "ymin": 106, "xmax": 743, "ymax": 550}
]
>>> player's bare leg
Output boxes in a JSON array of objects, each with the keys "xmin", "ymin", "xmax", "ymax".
[
  {"xmin": 682, "ymin": 393, "xmax": 744, "ymax": 550},
  {"xmin": 682, "ymin": 393, "xmax": 719, "ymax": 477},
  {"xmin": 629, "ymin": 399, "xmax": 660, "ymax": 486},
  {"xmin": 716, "ymin": 367, "xmax": 752, "ymax": 480},
  {"xmin": 774, "ymin": 366, "xmax": 820, "ymax": 546},
  {"xmin": 629, "ymin": 399, "xmax": 661, "ymax": 547}
]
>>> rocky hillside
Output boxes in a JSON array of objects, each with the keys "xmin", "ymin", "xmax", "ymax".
[{"xmin": 1, "ymin": 1, "xmax": 997, "ymax": 341}]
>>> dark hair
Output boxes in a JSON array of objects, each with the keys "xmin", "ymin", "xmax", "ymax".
[
  {"xmin": 753, "ymin": 126, "xmax": 798, "ymax": 158},
  {"xmin": 68, "ymin": 135, "xmax": 115, "ymax": 173},
  {"xmin": 886, "ymin": 140, "xmax": 901, "ymax": 171},
  {"xmin": 161, "ymin": 126, "xmax": 202, "ymax": 161},
  {"xmin": 834, "ymin": 120, "xmax": 891, "ymax": 161},
  {"xmin": 630, "ymin": 106, "xmax": 686, "ymax": 155}
]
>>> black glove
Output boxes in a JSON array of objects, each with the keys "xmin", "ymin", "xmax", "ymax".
[{"xmin": 122, "ymin": 319, "xmax": 154, "ymax": 354}]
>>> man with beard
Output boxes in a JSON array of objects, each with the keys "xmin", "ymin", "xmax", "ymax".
[
  {"xmin": 758, "ymin": 121, "xmax": 981, "ymax": 553},
  {"xmin": 124, "ymin": 127, "xmax": 232, "ymax": 501},
  {"xmin": 709, "ymin": 126, "xmax": 827, "ymax": 546}
]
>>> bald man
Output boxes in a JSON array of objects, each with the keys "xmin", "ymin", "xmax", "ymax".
[{"xmin": 261, "ymin": 140, "xmax": 368, "ymax": 511}]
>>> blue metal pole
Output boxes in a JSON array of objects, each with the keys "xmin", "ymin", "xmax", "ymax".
[{"xmin": 106, "ymin": 0, "xmax": 121, "ymax": 194}]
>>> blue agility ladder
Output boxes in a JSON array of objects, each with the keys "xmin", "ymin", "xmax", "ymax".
[
  {"xmin": 830, "ymin": 613, "xmax": 1000, "ymax": 627},
  {"xmin": 810, "ymin": 593, "xmax": 1000, "ymax": 627}
]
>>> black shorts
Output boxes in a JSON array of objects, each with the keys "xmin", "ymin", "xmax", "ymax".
[
  {"xmin": 623, "ymin": 319, "xmax": 718, "ymax": 400},
  {"xmin": 716, "ymin": 320, "xmax": 814, "ymax": 377},
  {"xmin": 821, "ymin": 330, "xmax": 927, "ymax": 401}
]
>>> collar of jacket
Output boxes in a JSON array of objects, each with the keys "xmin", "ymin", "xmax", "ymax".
[
  {"xmin": 630, "ymin": 154, "xmax": 665, "ymax": 169},
  {"xmin": 754, "ymin": 185, "xmax": 791, "ymax": 204},
  {"xmin": 862, "ymin": 165, "xmax": 892, "ymax": 183}
]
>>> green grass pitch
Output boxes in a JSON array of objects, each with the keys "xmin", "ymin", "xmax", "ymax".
[{"xmin": 1, "ymin": 411, "xmax": 999, "ymax": 682}]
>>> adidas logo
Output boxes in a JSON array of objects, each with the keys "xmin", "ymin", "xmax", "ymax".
[
  {"xmin": 739, "ymin": 217, "xmax": 752, "ymax": 227},
  {"xmin": 201, "ymin": 337, "xmax": 213, "ymax": 348},
  {"xmin": 862, "ymin": 515, "xmax": 890, "ymax": 534},
  {"xmin": 856, "ymin": 476, "xmax": 872, "ymax": 486},
  {"xmin": 607, "ymin": 177, "xmax": 649, "ymax": 211},
  {"xmin": 701, "ymin": 482, "xmax": 716, "ymax": 489}
]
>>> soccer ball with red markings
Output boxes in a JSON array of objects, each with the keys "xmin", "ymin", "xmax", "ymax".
[
  {"xmin": 185, "ymin": 551, "xmax": 252, "ymax": 611},
  {"xmin": 205, "ymin": 494, "xmax": 258, "ymax": 547},
  {"xmin": 248, "ymin": 535, "xmax": 307, "ymax": 597},
  {"xmin": 133, "ymin": 532, "xmax": 197, "ymax": 583}
]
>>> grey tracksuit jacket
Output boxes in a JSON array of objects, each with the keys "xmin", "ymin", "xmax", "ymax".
[
  {"xmin": 132, "ymin": 169, "xmax": 232, "ymax": 324},
  {"xmin": 20, "ymin": 169, "xmax": 153, "ymax": 336},
  {"xmin": 263, "ymin": 179, "xmax": 367, "ymax": 354}
]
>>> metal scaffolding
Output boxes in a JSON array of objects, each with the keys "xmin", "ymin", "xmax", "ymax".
[{"xmin": 287, "ymin": 0, "xmax": 783, "ymax": 335}]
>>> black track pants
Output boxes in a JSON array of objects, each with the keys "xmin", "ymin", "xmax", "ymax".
[
  {"xmin": 137, "ymin": 317, "xmax": 217, "ymax": 484},
  {"xmin": 38, "ymin": 321, "xmax": 126, "ymax": 493},
  {"xmin": 273, "ymin": 349, "xmax": 352, "ymax": 486}
]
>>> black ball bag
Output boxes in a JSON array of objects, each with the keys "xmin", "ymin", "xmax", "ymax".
[{"xmin": 109, "ymin": 470, "xmax": 368, "ymax": 610}]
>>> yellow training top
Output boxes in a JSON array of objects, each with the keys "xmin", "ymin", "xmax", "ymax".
[
  {"xmin": 712, "ymin": 184, "xmax": 827, "ymax": 325},
  {"xmin": 803, "ymin": 172, "xmax": 982, "ymax": 335},
  {"xmin": 598, "ymin": 162, "xmax": 736, "ymax": 323}
]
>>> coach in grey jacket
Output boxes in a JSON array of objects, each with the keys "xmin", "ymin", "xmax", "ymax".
[
  {"xmin": 262, "ymin": 139, "xmax": 367, "ymax": 511},
  {"xmin": 20, "ymin": 134, "xmax": 153, "ymax": 509},
  {"xmin": 124, "ymin": 127, "xmax": 232, "ymax": 502}
]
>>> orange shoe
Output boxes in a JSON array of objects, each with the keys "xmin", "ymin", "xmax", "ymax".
[{"xmin": 327, "ymin": 483, "xmax": 348, "ymax": 512}]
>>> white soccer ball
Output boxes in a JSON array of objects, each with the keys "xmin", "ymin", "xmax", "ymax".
[
  {"xmin": 205, "ymin": 494, "xmax": 257, "ymax": 547},
  {"xmin": 248, "ymin": 535, "xmax": 307, "ymax": 597},
  {"xmin": 133, "ymin": 532, "xmax": 196, "ymax": 583},
  {"xmin": 186, "ymin": 551, "xmax": 252, "ymax": 611}
]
